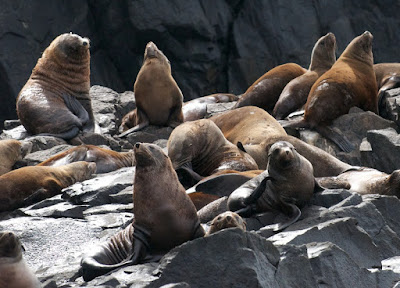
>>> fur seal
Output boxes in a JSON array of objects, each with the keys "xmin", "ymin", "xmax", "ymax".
[
  {"xmin": 0, "ymin": 231, "xmax": 41, "ymax": 288},
  {"xmin": 167, "ymin": 119, "xmax": 258, "ymax": 188},
  {"xmin": 373, "ymin": 63, "xmax": 400, "ymax": 109},
  {"xmin": 234, "ymin": 63, "xmax": 307, "ymax": 112},
  {"xmin": 283, "ymin": 31, "xmax": 378, "ymax": 152},
  {"xmin": 118, "ymin": 42, "xmax": 184, "ymax": 136},
  {"xmin": 80, "ymin": 143, "xmax": 204, "ymax": 281},
  {"xmin": 206, "ymin": 211, "xmax": 246, "ymax": 236},
  {"xmin": 0, "ymin": 140, "xmax": 23, "ymax": 176},
  {"xmin": 228, "ymin": 141, "xmax": 321, "ymax": 231},
  {"xmin": 16, "ymin": 33, "xmax": 94, "ymax": 139},
  {"xmin": 38, "ymin": 144, "xmax": 134, "ymax": 174},
  {"xmin": 0, "ymin": 161, "xmax": 96, "ymax": 212},
  {"xmin": 317, "ymin": 167, "xmax": 400, "ymax": 196},
  {"xmin": 210, "ymin": 106, "xmax": 351, "ymax": 176},
  {"xmin": 273, "ymin": 33, "xmax": 337, "ymax": 119}
]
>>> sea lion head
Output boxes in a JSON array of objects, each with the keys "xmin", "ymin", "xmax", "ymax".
[
  {"xmin": 134, "ymin": 142, "xmax": 169, "ymax": 171},
  {"xmin": 389, "ymin": 170, "xmax": 400, "ymax": 196},
  {"xmin": 342, "ymin": 31, "xmax": 373, "ymax": 65},
  {"xmin": 143, "ymin": 41, "xmax": 171, "ymax": 70},
  {"xmin": 0, "ymin": 231, "xmax": 23, "ymax": 260},
  {"xmin": 310, "ymin": 32, "xmax": 336, "ymax": 70},
  {"xmin": 267, "ymin": 141, "xmax": 299, "ymax": 172},
  {"xmin": 207, "ymin": 211, "xmax": 246, "ymax": 235},
  {"xmin": 49, "ymin": 32, "xmax": 90, "ymax": 62}
]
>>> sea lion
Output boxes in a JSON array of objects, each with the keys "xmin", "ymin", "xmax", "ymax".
[
  {"xmin": 0, "ymin": 161, "xmax": 96, "ymax": 212},
  {"xmin": 80, "ymin": 143, "xmax": 204, "ymax": 281},
  {"xmin": 317, "ymin": 167, "xmax": 400, "ymax": 196},
  {"xmin": 273, "ymin": 33, "xmax": 337, "ymax": 119},
  {"xmin": 38, "ymin": 145, "xmax": 134, "ymax": 174},
  {"xmin": 228, "ymin": 141, "xmax": 321, "ymax": 231},
  {"xmin": 373, "ymin": 63, "xmax": 400, "ymax": 109},
  {"xmin": 118, "ymin": 42, "xmax": 184, "ymax": 136},
  {"xmin": 167, "ymin": 119, "xmax": 258, "ymax": 188},
  {"xmin": 183, "ymin": 93, "xmax": 239, "ymax": 122},
  {"xmin": 206, "ymin": 211, "xmax": 246, "ymax": 236},
  {"xmin": 210, "ymin": 106, "xmax": 351, "ymax": 176},
  {"xmin": 0, "ymin": 140, "xmax": 23, "ymax": 176},
  {"xmin": 283, "ymin": 31, "xmax": 378, "ymax": 152},
  {"xmin": 233, "ymin": 63, "xmax": 307, "ymax": 112},
  {"xmin": 16, "ymin": 33, "xmax": 94, "ymax": 139},
  {"xmin": 0, "ymin": 231, "xmax": 41, "ymax": 288}
]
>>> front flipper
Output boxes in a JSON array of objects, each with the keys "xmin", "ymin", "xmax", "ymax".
[
  {"xmin": 62, "ymin": 93, "xmax": 89, "ymax": 126},
  {"xmin": 117, "ymin": 120, "xmax": 150, "ymax": 137},
  {"xmin": 175, "ymin": 163, "xmax": 204, "ymax": 189}
]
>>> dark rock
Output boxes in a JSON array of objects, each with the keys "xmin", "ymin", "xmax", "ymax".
[
  {"xmin": 3, "ymin": 119, "xmax": 21, "ymax": 130},
  {"xmin": 310, "ymin": 189, "xmax": 353, "ymax": 208},
  {"xmin": 379, "ymin": 87, "xmax": 400, "ymax": 127}
]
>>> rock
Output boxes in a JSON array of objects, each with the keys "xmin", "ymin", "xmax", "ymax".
[
  {"xmin": 22, "ymin": 136, "xmax": 68, "ymax": 153},
  {"xmin": 360, "ymin": 128, "xmax": 400, "ymax": 173},
  {"xmin": 379, "ymin": 87, "xmax": 400, "ymax": 127},
  {"xmin": 3, "ymin": 119, "xmax": 21, "ymax": 130},
  {"xmin": 1, "ymin": 124, "xmax": 28, "ymax": 140},
  {"xmin": 310, "ymin": 189, "xmax": 353, "ymax": 208},
  {"xmin": 205, "ymin": 102, "xmax": 236, "ymax": 118},
  {"xmin": 124, "ymin": 126, "xmax": 174, "ymax": 146},
  {"xmin": 22, "ymin": 144, "xmax": 72, "ymax": 166}
]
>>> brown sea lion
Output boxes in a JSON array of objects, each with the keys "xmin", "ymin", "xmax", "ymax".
[
  {"xmin": 373, "ymin": 63, "xmax": 400, "ymax": 109},
  {"xmin": 273, "ymin": 33, "xmax": 337, "ymax": 119},
  {"xmin": 210, "ymin": 106, "xmax": 351, "ymax": 176},
  {"xmin": 16, "ymin": 33, "xmax": 94, "ymax": 139},
  {"xmin": 0, "ymin": 231, "xmax": 41, "ymax": 288},
  {"xmin": 80, "ymin": 143, "xmax": 204, "ymax": 281},
  {"xmin": 183, "ymin": 93, "xmax": 239, "ymax": 122},
  {"xmin": 0, "ymin": 140, "xmax": 23, "ymax": 176},
  {"xmin": 283, "ymin": 31, "xmax": 378, "ymax": 152},
  {"xmin": 118, "ymin": 42, "xmax": 184, "ymax": 136},
  {"xmin": 206, "ymin": 211, "xmax": 246, "ymax": 236},
  {"xmin": 38, "ymin": 145, "xmax": 134, "ymax": 174},
  {"xmin": 167, "ymin": 119, "xmax": 258, "ymax": 188},
  {"xmin": 0, "ymin": 161, "xmax": 96, "ymax": 212},
  {"xmin": 234, "ymin": 63, "xmax": 307, "ymax": 112},
  {"xmin": 228, "ymin": 141, "xmax": 321, "ymax": 231},
  {"xmin": 317, "ymin": 167, "xmax": 400, "ymax": 196}
]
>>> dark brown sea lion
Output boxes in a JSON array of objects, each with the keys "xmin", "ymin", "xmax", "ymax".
[
  {"xmin": 373, "ymin": 63, "xmax": 400, "ymax": 110},
  {"xmin": 206, "ymin": 211, "xmax": 246, "ymax": 236},
  {"xmin": 167, "ymin": 119, "xmax": 258, "ymax": 188},
  {"xmin": 38, "ymin": 145, "xmax": 134, "ymax": 174},
  {"xmin": 283, "ymin": 31, "xmax": 378, "ymax": 152},
  {"xmin": 0, "ymin": 231, "xmax": 41, "ymax": 288},
  {"xmin": 16, "ymin": 33, "xmax": 94, "ymax": 139},
  {"xmin": 273, "ymin": 33, "xmax": 337, "ymax": 119},
  {"xmin": 317, "ymin": 167, "xmax": 400, "ymax": 196},
  {"xmin": 118, "ymin": 42, "xmax": 184, "ymax": 136},
  {"xmin": 183, "ymin": 93, "xmax": 239, "ymax": 122},
  {"xmin": 228, "ymin": 141, "xmax": 321, "ymax": 231},
  {"xmin": 210, "ymin": 106, "xmax": 351, "ymax": 176},
  {"xmin": 80, "ymin": 143, "xmax": 204, "ymax": 281},
  {"xmin": 0, "ymin": 140, "xmax": 23, "ymax": 176},
  {"xmin": 0, "ymin": 161, "xmax": 96, "ymax": 212},
  {"xmin": 234, "ymin": 63, "xmax": 307, "ymax": 112}
]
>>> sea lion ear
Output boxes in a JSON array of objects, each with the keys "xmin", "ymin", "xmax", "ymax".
[{"xmin": 237, "ymin": 142, "xmax": 246, "ymax": 153}]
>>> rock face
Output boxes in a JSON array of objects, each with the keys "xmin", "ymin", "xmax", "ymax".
[{"xmin": 1, "ymin": 0, "xmax": 400, "ymax": 127}]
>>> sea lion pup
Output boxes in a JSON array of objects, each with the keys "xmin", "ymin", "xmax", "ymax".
[
  {"xmin": 183, "ymin": 93, "xmax": 239, "ymax": 122},
  {"xmin": 38, "ymin": 144, "xmax": 134, "ymax": 174},
  {"xmin": 16, "ymin": 33, "xmax": 94, "ymax": 139},
  {"xmin": 233, "ymin": 63, "xmax": 306, "ymax": 112},
  {"xmin": 80, "ymin": 143, "xmax": 204, "ymax": 281},
  {"xmin": 283, "ymin": 31, "xmax": 378, "ymax": 152},
  {"xmin": 0, "ymin": 140, "xmax": 23, "ymax": 176},
  {"xmin": 228, "ymin": 141, "xmax": 322, "ymax": 232},
  {"xmin": 373, "ymin": 63, "xmax": 400, "ymax": 107},
  {"xmin": 0, "ymin": 161, "xmax": 96, "ymax": 212},
  {"xmin": 167, "ymin": 119, "xmax": 258, "ymax": 188},
  {"xmin": 273, "ymin": 32, "xmax": 337, "ymax": 119},
  {"xmin": 118, "ymin": 42, "xmax": 184, "ymax": 136},
  {"xmin": 206, "ymin": 211, "xmax": 246, "ymax": 236},
  {"xmin": 210, "ymin": 106, "xmax": 352, "ymax": 177},
  {"xmin": 0, "ymin": 231, "xmax": 41, "ymax": 288},
  {"xmin": 317, "ymin": 167, "xmax": 400, "ymax": 196}
]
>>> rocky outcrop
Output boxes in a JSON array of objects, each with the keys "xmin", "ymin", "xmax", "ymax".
[{"xmin": 0, "ymin": 0, "xmax": 399, "ymax": 128}]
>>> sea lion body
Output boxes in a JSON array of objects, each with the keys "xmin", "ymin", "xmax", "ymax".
[
  {"xmin": 234, "ymin": 63, "xmax": 307, "ymax": 112},
  {"xmin": 183, "ymin": 93, "xmax": 238, "ymax": 122},
  {"xmin": 0, "ymin": 140, "xmax": 23, "ymax": 176},
  {"xmin": 210, "ymin": 106, "xmax": 351, "ymax": 176},
  {"xmin": 0, "ymin": 231, "xmax": 41, "ymax": 288},
  {"xmin": 0, "ymin": 161, "xmax": 96, "ymax": 212},
  {"xmin": 38, "ymin": 145, "xmax": 134, "ymax": 174},
  {"xmin": 167, "ymin": 119, "xmax": 258, "ymax": 177},
  {"xmin": 318, "ymin": 167, "xmax": 400, "ymax": 196},
  {"xmin": 81, "ymin": 143, "xmax": 204, "ymax": 281},
  {"xmin": 304, "ymin": 31, "xmax": 378, "ymax": 127},
  {"xmin": 16, "ymin": 33, "xmax": 93, "ymax": 139},
  {"xmin": 374, "ymin": 63, "xmax": 400, "ymax": 93},
  {"xmin": 273, "ymin": 33, "xmax": 336, "ymax": 119},
  {"xmin": 119, "ymin": 42, "xmax": 183, "ymax": 134}
]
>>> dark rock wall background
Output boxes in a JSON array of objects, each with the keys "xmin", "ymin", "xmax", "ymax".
[{"xmin": 1, "ymin": 0, "xmax": 399, "ymax": 127}]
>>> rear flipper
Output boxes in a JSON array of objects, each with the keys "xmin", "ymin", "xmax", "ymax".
[
  {"xmin": 314, "ymin": 125, "xmax": 355, "ymax": 153},
  {"xmin": 259, "ymin": 203, "xmax": 301, "ymax": 232}
]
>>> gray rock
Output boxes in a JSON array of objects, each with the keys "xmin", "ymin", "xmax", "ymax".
[
  {"xmin": 1, "ymin": 124, "xmax": 28, "ymax": 140},
  {"xmin": 205, "ymin": 102, "xmax": 236, "ymax": 118},
  {"xmin": 124, "ymin": 126, "xmax": 174, "ymax": 146},
  {"xmin": 3, "ymin": 119, "xmax": 21, "ymax": 130},
  {"xmin": 379, "ymin": 87, "xmax": 400, "ymax": 127},
  {"xmin": 22, "ymin": 144, "xmax": 72, "ymax": 166},
  {"xmin": 310, "ymin": 189, "xmax": 353, "ymax": 208}
]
